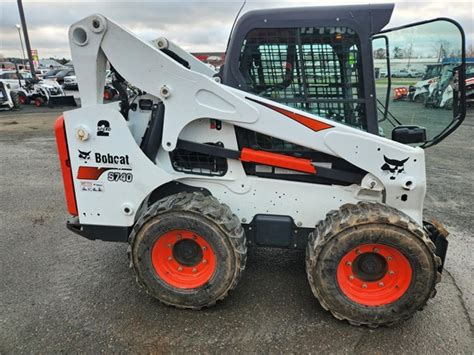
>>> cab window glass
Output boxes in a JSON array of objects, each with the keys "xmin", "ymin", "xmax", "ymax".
[{"xmin": 240, "ymin": 26, "xmax": 366, "ymax": 131}]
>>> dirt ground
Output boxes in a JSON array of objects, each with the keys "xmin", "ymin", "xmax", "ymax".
[{"xmin": 0, "ymin": 106, "xmax": 472, "ymax": 353}]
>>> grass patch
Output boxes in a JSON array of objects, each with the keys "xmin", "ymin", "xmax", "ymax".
[{"xmin": 376, "ymin": 78, "xmax": 419, "ymax": 86}]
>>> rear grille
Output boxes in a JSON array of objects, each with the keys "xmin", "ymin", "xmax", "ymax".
[{"xmin": 170, "ymin": 143, "xmax": 228, "ymax": 176}]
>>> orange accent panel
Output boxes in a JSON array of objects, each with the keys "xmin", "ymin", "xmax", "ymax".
[
  {"xmin": 54, "ymin": 116, "xmax": 78, "ymax": 216},
  {"xmin": 77, "ymin": 167, "xmax": 111, "ymax": 180},
  {"xmin": 270, "ymin": 105, "xmax": 334, "ymax": 132},
  {"xmin": 241, "ymin": 148, "xmax": 316, "ymax": 174},
  {"xmin": 246, "ymin": 97, "xmax": 333, "ymax": 132}
]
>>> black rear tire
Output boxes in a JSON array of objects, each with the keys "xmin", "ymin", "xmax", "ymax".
[
  {"xmin": 306, "ymin": 202, "xmax": 441, "ymax": 328},
  {"xmin": 130, "ymin": 192, "xmax": 247, "ymax": 309},
  {"xmin": 10, "ymin": 91, "xmax": 21, "ymax": 109},
  {"xmin": 17, "ymin": 92, "xmax": 29, "ymax": 105}
]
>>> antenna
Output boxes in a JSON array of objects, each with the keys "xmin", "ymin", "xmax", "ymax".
[{"xmin": 225, "ymin": 0, "xmax": 246, "ymax": 53}]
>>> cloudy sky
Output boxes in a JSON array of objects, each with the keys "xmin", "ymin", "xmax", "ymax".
[{"xmin": 0, "ymin": 0, "xmax": 472, "ymax": 59}]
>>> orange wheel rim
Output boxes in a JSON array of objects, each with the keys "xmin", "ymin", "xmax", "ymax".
[
  {"xmin": 151, "ymin": 229, "xmax": 216, "ymax": 289},
  {"xmin": 337, "ymin": 243, "xmax": 412, "ymax": 306},
  {"xmin": 19, "ymin": 95, "xmax": 26, "ymax": 104},
  {"xmin": 104, "ymin": 91, "xmax": 110, "ymax": 100}
]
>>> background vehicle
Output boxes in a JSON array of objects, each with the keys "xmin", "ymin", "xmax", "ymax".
[
  {"xmin": 15, "ymin": 79, "xmax": 75, "ymax": 107},
  {"xmin": 407, "ymin": 68, "xmax": 424, "ymax": 77},
  {"xmin": 7, "ymin": 66, "xmax": 77, "ymax": 107},
  {"xmin": 0, "ymin": 70, "xmax": 34, "ymax": 90},
  {"xmin": 57, "ymin": 6, "xmax": 465, "ymax": 328},
  {"xmin": 410, "ymin": 65, "xmax": 441, "ymax": 102},
  {"xmin": 422, "ymin": 64, "xmax": 443, "ymax": 80},
  {"xmin": 43, "ymin": 68, "xmax": 63, "ymax": 79},
  {"xmin": 0, "ymin": 80, "xmax": 20, "ymax": 110},
  {"xmin": 391, "ymin": 68, "xmax": 422, "ymax": 78},
  {"xmin": 35, "ymin": 68, "xmax": 51, "ymax": 79},
  {"xmin": 46, "ymin": 68, "xmax": 75, "ymax": 85},
  {"xmin": 391, "ymin": 69, "xmax": 411, "ymax": 77},
  {"xmin": 63, "ymin": 75, "xmax": 78, "ymax": 90},
  {"xmin": 424, "ymin": 59, "xmax": 473, "ymax": 108},
  {"xmin": 466, "ymin": 75, "xmax": 474, "ymax": 107}
]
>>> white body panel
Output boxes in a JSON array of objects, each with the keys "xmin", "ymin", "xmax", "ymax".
[{"xmin": 65, "ymin": 15, "xmax": 427, "ymax": 229}]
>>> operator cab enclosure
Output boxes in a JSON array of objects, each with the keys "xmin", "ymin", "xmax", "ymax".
[
  {"xmin": 222, "ymin": 4, "xmax": 394, "ymax": 136},
  {"xmin": 222, "ymin": 4, "xmax": 466, "ymax": 148}
]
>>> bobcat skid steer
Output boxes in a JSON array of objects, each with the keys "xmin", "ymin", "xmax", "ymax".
[{"xmin": 55, "ymin": 4, "xmax": 467, "ymax": 327}]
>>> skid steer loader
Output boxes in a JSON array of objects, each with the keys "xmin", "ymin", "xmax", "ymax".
[{"xmin": 55, "ymin": 4, "xmax": 467, "ymax": 327}]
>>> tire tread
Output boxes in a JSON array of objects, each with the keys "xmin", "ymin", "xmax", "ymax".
[
  {"xmin": 129, "ymin": 192, "xmax": 246, "ymax": 309},
  {"xmin": 306, "ymin": 201, "xmax": 441, "ymax": 328}
]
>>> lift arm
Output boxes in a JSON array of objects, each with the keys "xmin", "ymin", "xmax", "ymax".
[
  {"xmin": 68, "ymin": 14, "xmax": 426, "ymax": 224},
  {"xmin": 151, "ymin": 37, "xmax": 218, "ymax": 78}
]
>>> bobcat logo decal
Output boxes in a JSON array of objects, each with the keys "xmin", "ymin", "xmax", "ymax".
[
  {"xmin": 78, "ymin": 150, "xmax": 91, "ymax": 163},
  {"xmin": 381, "ymin": 156, "xmax": 409, "ymax": 180}
]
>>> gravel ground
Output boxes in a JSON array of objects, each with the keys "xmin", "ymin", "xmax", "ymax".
[{"xmin": 0, "ymin": 106, "xmax": 472, "ymax": 353}]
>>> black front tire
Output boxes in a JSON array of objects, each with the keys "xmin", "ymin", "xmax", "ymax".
[
  {"xmin": 130, "ymin": 192, "xmax": 247, "ymax": 309},
  {"xmin": 414, "ymin": 93, "xmax": 426, "ymax": 103},
  {"xmin": 306, "ymin": 202, "xmax": 441, "ymax": 328},
  {"xmin": 34, "ymin": 97, "xmax": 44, "ymax": 107}
]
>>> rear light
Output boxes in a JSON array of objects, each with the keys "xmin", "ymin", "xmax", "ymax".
[
  {"xmin": 54, "ymin": 115, "xmax": 78, "ymax": 216},
  {"xmin": 393, "ymin": 87, "xmax": 408, "ymax": 99}
]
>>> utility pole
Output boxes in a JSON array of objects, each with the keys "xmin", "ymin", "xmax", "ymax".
[
  {"xmin": 407, "ymin": 43, "xmax": 413, "ymax": 69},
  {"xmin": 17, "ymin": 0, "xmax": 36, "ymax": 79},
  {"xmin": 15, "ymin": 24, "xmax": 27, "ymax": 67}
]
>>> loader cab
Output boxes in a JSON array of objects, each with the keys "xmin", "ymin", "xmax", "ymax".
[
  {"xmin": 422, "ymin": 64, "xmax": 443, "ymax": 81},
  {"xmin": 223, "ymin": 4, "xmax": 391, "ymax": 136},
  {"xmin": 222, "ymin": 4, "xmax": 466, "ymax": 148}
]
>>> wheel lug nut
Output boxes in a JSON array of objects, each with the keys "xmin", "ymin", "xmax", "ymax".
[
  {"xmin": 373, "ymin": 247, "xmax": 379, "ymax": 253},
  {"xmin": 387, "ymin": 256, "xmax": 393, "ymax": 261},
  {"xmin": 346, "ymin": 261, "xmax": 352, "ymax": 266},
  {"xmin": 202, "ymin": 259, "xmax": 207, "ymax": 264},
  {"xmin": 177, "ymin": 234, "xmax": 182, "ymax": 239},
  {"xmin": 389, "ymin": 270, "xmax": 395, "ymax": 275},
  {"xmin": 167, "ymin": 256, "xmax": 172, "ymax": 261},
  {"xmin": 202, "ymin": 246, "xmax": 207, "ymax": 251},
  {"xmin": 349, "ymin": 275, "xmax": 354, "ymax": 280},
  {"xmin": 167, "ymin": 243, "xmax": 172, "ymax": 248},
  {"xmin": 192, "ymin": 268, "xmax": 197, "ymax": 273},
  {"xmin": 178, "ymin": 266, "xmax": 183, "ymax": 271},
  {"xmin": 356, "ymin": 249, "xmax": 361, "ymax": 255},
  {"xmin": 362, "ymin": 283, "xmax": 367, "ymax": 289},
  {"xmin": 378, "ymin": 282, "xmax": 384, "ymax": 287}
]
